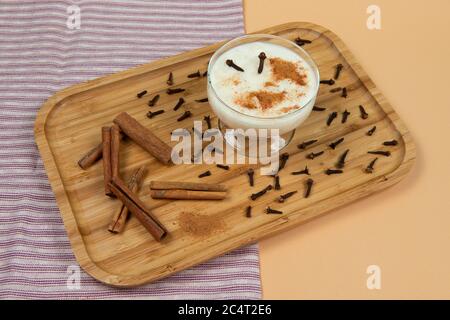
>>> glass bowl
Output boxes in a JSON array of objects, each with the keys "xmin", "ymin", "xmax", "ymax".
[{"xmin": 207, "ymin": 34, "xmax": 320, "ymax": 137}]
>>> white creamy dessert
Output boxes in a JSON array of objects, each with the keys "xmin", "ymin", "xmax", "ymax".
[{"xmin": 207, "ymin": 39, "xmax": 319, "ymax": 134}]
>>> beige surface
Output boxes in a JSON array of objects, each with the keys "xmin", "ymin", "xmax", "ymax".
[{"xmin": 244, "ymin": 0, "xmax": 450, "ymax": 299}]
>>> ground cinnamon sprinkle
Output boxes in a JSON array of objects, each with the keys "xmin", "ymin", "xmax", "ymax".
[
  {"xmin": 235, "ymin": 90, "xmax": 286, "ymax": 110},
  {"xmin": 178, "ymin": 212, "xmax": 225, "ymax": 237},
  {"xmin": 280, "ymin": 105, "xmax": 300, "ymax": 113},
  {"xmin": 222, "ymin": 76, "xmax": 241, "ymax": 87},
  {"xmin": 264, "ymin": 81, "xmax": 276, "ymax": 87},
  {"xmin": 269, "ymin": 57, "xmax": 307, "ymax": 86}
]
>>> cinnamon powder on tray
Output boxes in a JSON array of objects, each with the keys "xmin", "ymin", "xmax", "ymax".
[{"xmin": 179, "ymin": 212, "xmax": 225, "ymax": 237}]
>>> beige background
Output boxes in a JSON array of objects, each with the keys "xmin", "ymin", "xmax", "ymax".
[{"xmin": 243, "ymin": 0, "xmax": 450, "ymax": 299}]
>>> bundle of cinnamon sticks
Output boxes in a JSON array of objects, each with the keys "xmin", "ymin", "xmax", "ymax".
[
  {"xmin": 79, "ymin": 112, "xmax": 173, "ymax": 241},
  {"xmin": 77, "ymin": 112, "xmax": 228, "ymax": 242}
]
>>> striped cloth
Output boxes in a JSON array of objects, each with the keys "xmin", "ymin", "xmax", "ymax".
[{"xmin": 0, "ymin": 0, "xmax": 261, "ymax": 299}]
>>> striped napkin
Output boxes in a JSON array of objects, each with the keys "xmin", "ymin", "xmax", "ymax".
[{"xmin": 0, "ymin": 0, "xmax": 261, "ymax": 299}]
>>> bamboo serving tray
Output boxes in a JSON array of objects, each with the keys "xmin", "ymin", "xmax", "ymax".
[{"xmin": 35, "ymin": 22, "xmax": 415, "ymax": 287}]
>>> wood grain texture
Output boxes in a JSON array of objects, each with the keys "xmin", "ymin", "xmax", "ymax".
[
  {"xmin": 34, "ymin": 22, "xmax": 415, "ymax": 287},
  {"xmin": 149, "ymin": 181, "xmax": 227, "ymax": 192},
  {"xmin": 150, "ymin": 189, "xmax": 227, "ymax": 200}
]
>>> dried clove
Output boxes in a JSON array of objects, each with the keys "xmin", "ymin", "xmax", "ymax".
[
  {"xmin": 292, "ymin": 165, "xmax": 310, "ymax": 176},
  {"xmin": 187, "ymin": 70, "xmax": 201, "ymax": 78},
  {"xmin": 250, "ymin": 185, "xmax": 272, "ymax": 201},
  {"xmin": 306, "ymin": 150, "xmax": 324, "ymax": 160},
  {"xmin": 148, "ymin": 94, "xmax": 160, "ymax": 107},
  {"xmin": 313, "ymin": 105, "xmax": 326, "ymax": 112},
  {"xmin": 247, "ymin": 168, "xmax": 255, "ymax": 187},
  {"xmin": 216, "ymin": 164, "xmax": 230, "ymax": 170},
  {"xmin": 334, "ymin": 63, "xmax": 344, "ymax": 80},
  {"xmin": 226, "ymin": 59, "xmax": 244, "ymax": 72},
  {"xmin": 294, "ymin": 36, "xmax": 312, "ymax": 46},
  {"xmin": 320, "ymin": 79, "xmax": 335, "ymax": 86},
  {"xmin": 359, "ymin": 105, "xmax": 369, "ymax": 119},
  {"xmin": 173, "ymin": 97, "xmax": 185, "ymax": 111},
  {"xmin": 203, "ymin": 115, "xmax": 212, "ymax": 129},
  {"xmin": 196, "ymin": 98, "xmax": 208, "ymax": 103},
  {"xmin": 258, "ymin": 52, "xmax": 266, "ymax": 74},
  {"xmin": 327, "ymin": 112, "xmax": 338, "ymax": 126},
  {"xmin": 266, "ymin": 207, "xmax": 283, "ymax": 214},
  {"xmin": 246, "ymin": 206, "xmax": 252, "ymax": 218},
  {"xmin": 305, "ymin": 178, "xmax": 314, "ymax": 198},
  {"xmin": 278, "ymin": 153, "xmax": 290, "ymax": 171},
  {"xmin": 341, "ymin": 87, "xmax": 348, "ymax": 98},
  {"xmin": 137, "ymin": 90, "xmax": 147, "ymax": 98},
  {"xmin": 330, "ymin": 87, "xmax": 343, "ymax": 93},
  {"xmin": 274, "ymin": 175, "xmax": 281, "ymax": 190},
  {"xmin": 367, "ymin": 126, "xmax": 377, "ymax": 136},
  {"xmin": 298, "ymin": 139, "xmax": 318, "ymax": 149},
  {"xmin": 177, "ymin": 110, "xmax": 192, "ymax": 121},
  {"xmin": 166, "ymin": 88, "xmax": 185, "ymax": 95},
  {"xmin": 329, "ymin": 137, "xmax": 344, "ymax": 150},
  {"xmin": 202, "ymin": 70, "xmax": 208, "ymax": 77},
  {"xmin": 368, "ymin": 150, "xmax": 391, "ymax": 157},
  {"xmin": 277, "ymin": 191, "xmax": 297, "ymax": 203},
  {"xmin": 166, "ymin": 72, "xmax": 174, "ymax": 86},
  {"xmin": 365, "ymin": 158, "xmax": 378, "ymax": 174},
  {"xmin": 325, "ymin": 168, "xmax": 343, "ymax": 175},
  {"xmin": 335, "ymin": 149, "xmax": 350, "ymax": 169},
  {"xmin": 342, "ymin": 109, "xmax": 351, "ymax": 123},
  {"xmin": 146, "ymin": 109, "xmax": 164, "ymax": 119},
  {"xmin": 198, "ymin": 170, "xmax": 211, "ymax": 178},
  {"xmin": 383, "ymin": 140, "xmax": 398, "ymax": 146}
]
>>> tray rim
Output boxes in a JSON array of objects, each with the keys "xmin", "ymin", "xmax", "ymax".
[{"xmin": 34, "ymin": 22, "xmax": 416, "ymax": 287}]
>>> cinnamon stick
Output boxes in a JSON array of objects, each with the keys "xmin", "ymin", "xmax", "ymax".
[
  {"xmin": 109, "ymin": 178, "xmax": 167, "ymax": 241},
  {"xmin": 150, "ymin": 189, "xmax": 226, "ymax": 200},
  {"xmin": 108, "ymin": 166, "xmax": 146, "ymax": 233},
  {"xmin": 102, "ymin": 127, "xmax": 113, "ymax": 197},
  {"xmin": 78, "ymin": 142, "xmax": 103, "ymax": 170},
  {"xmin": 110, "ymin": 124, "xmax": 121, "ymax": 180},
  {"xmin": 113, "ymin": 112, "xmax": 172, "ymax": 164},
  {"xmin": 149, "ymin": 181, "xmax": 227, "ymax": 192},
  {"xmin": 78, "ymin": 133, "xmax": 124, "ymax": 170}
]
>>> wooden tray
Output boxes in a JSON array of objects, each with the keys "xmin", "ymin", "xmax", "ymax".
[{"xmin": 34, "ymin": 22, "xmax": 415, "ymax": 287}]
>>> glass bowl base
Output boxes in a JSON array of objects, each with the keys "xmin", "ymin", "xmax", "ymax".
[{"xmin": 217, "ymin": 120, "xmax": 295, "ymax": 158}]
